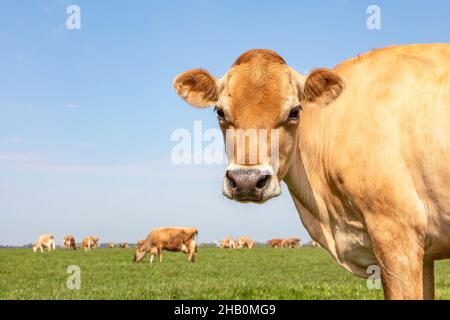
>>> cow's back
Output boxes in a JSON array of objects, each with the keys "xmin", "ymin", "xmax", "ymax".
[{"xmin": 148, "ymin": 227, "xmax": 197, "ymax": 251}]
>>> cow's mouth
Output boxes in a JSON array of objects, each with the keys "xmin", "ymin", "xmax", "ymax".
[{"xmin": 225, "ymin": 194, "xmax": 278, "ymax": 204}]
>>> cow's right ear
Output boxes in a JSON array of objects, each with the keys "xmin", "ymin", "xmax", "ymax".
[
  {"xmin": 301, "ymin": 69, "xmax": 345, "ymax": 108},
  {"xmin": 173, "ymin": 69, "xmax": 220, "ymax": 108}
]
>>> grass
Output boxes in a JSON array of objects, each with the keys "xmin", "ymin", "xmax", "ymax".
[{"xmin": 1, "ymin": 247, "xmax": 450, "ymax": 299}]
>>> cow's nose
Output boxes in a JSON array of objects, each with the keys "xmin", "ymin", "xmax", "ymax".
[{"xmin": 226, "ymin": 169, "xmax": 271, "ymax": 200}]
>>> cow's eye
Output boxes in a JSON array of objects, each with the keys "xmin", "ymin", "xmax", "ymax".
[
  {"xmin": 289, "ymin": 106, "xmax": 301, "ymax": 120},
  {"xmin": 214, "ymin": 106, "xmax": 225, "ymax": 120}
]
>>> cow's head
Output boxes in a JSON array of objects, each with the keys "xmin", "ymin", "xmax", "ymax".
[
  {"xmin": 133, "ymin": 246, "xmax": 158, "ymax": 263},
  {"xmin": 173, "ymin": 49, "xmax": 344, "ymax": 203},
  {"xmin": 133, "ymin": 248, "xmax": 146, "ymax": 263}
]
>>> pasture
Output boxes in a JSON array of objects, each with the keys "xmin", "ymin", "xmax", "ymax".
[{"xmin": 1, "ymin": 247, "xmax": 450, "ymax": 300}]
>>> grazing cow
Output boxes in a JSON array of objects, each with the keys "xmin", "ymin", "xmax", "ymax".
[
  {"xmin": 266, "ymin": 239, "xmax": 284, "ymax": 248},
  {"xmin": 220, "ymin": 237, "xmax": 237, "ymax": 249},
  {"xmin": 173, "ymin": 44, "xmax": 450, "ymax": 299},
  {"xmin": 81, "ymin": 236, "xmax": 99, "ymax": 252},
  {"xmin": 136, "ymin": 240, "xmax": 145, "ymax": 250},
  {"xmin": 63, "ymin": 235, "xmax": 77, "ymax": 250},
  {"xmin": 32, "ymin": 234, "xmax": 56, "ymax": 253},
  {"xmin": 119, "ymin": 243, "xmax": 129, "ymax": 249},
  {"xmin": 282, "ymin": 237, "xmax": 302, "ymax": 248},
  {"xmin": 108, "ymin": 242, "xmax": 115, "ymax": 248},
  {"xmin": 134, "ymin": 227, "xmax": 198, "ymax": 263},
  {"xmin": 309, "ymin": 240, "xmax": 320, "ymax": 248},
  {"xmin": 237, "ymin": 237, "xmax": 255, "ymax": 249}
]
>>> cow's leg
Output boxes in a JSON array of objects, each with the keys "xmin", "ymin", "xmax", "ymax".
[
  {"xmin": 187, "ymin": 249, "xmax": 196, "ymax": 262},
  {"xmin": 369, "ymin": 228, "xmax": 425, "ymax": 299},
  {"xmin": 150, "ymin": 254, "xmax": 154, "ymax": 264},
  {"xmin": 423, "ymin": 260, "xmax": 435, "ymax": 300},
  {"xmin": 159, "ymin": 249, "xmax": 163, "ymax": 263}
]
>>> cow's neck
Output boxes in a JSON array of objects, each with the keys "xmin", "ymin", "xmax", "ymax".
[{"xmin": 282, "ymin": 112, "xmax": 336, "ymax": 251}]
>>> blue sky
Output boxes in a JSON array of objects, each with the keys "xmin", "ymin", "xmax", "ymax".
[{"xmin": 1, "ymin": 0, "xmax": 449, "ymax": 245}]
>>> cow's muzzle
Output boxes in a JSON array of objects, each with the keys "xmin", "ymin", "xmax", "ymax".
[{"xmin": 223, "ymin": 164, "xmax": 281, "ymax": 203}]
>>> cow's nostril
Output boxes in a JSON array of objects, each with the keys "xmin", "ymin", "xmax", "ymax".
[
  {"xmin": 227, "ymin": 172, "xmax": 237, "ymax": 189},
  {"xmin": 256, "ymin": 175, "xmax": 270, "ymax": 189}
]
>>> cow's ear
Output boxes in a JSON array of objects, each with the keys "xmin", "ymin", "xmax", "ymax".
[
  {"xmin": 173, "ymin": 69, "xmax": 220, "ymax": 108},
  {"xmin": 301, "ymin": 69, "xmax": 345, "ymax": 108}
]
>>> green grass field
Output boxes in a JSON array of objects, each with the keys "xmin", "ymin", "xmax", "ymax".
[{"xmin": 1, "ymin": 247, "xmax": 450, "ymax": 299}]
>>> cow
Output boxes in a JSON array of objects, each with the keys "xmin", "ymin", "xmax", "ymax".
[
  {"xmin": 32, "ymin": 234, "xmax": 56, "ymax": 253},
  {"xmin": 136, "ymin": 240, "xmax": 145, "ymax": 250},
  {"xmin": 309, "ymin": 240, "xmax": 320, "ymax": 248},
  {"xmin": 81, "ymin": 236, "xmax": 99, "ymax": 251},
  {"xmin": 173, "ymin": 44, "xmax": 450, "ymax": 299},
  {"xmin": 266, "ymin": 239, "xmax": 284, "ymax": 248},
  {"xmin": 134, "ymin": 227, "xmax": 198, "ymax": 263},
  {"xmin": 237, "ymin": 237, "xmax": 255, "ymax": 249},
  {"xmin": 63, "ymin": 235, "xmax": 76, "ymax": 250},
  {"xmin": 281, "ymin": 237, "xmax": 301, "ymax": 248},
  {"xmin": 108, "ymin": 242, "xmax": 115, "ymax": 248},
  {"xmin": 119, "ymin": 243, "xmax": 129, "ymax": 249},
  {"xmin": 220, "ymin": 237, "xmax": 237, "ymax": 249}
]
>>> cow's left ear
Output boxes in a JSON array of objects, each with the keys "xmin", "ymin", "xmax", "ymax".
[
  {"xmin": 173, "ymin": 69, "xmax": 220, "ymax": 108},
  {"xmin": 301, "ymin": 69, "xmax": 345, "ymax": 108}
]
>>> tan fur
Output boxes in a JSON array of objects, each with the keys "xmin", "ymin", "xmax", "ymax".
[
  {"xmin": 81, "ymin": 236, "xmax": 99, "ymax": 251},
  {"xmin": 63, "ymin": 235, "xmax": 76, "ymax": 250},
  {"xmin": 173, "ymin": 44, "xmax": 450, "ymax": 299},
  {"xmin": 134, "ymin": 227, "xmax": 198, "ymax": 263},
  {"xmin": 32, "ymin": 234, "xmax": 55, "ymax": 253},
  {"xmin": 237, "ymin": 236, "xmax": 255, "ymax": 249},
  {"xmin": 309, "ymin": 240, "xmax": 320, "ymax": 248},
  {"xmin": 220, "ymin": 237, "xmax": 237, "ymax": 249},
  {"xmin": 281, "ymin": 237, "xmax": 301, "ymax": 248},
  {"xmin": 266, "ymin": 239, "xmax": 284, "ymax": 248},
  {"xmin": 136, "ymin": 240, "xmax": 145, "ymax": 250}
]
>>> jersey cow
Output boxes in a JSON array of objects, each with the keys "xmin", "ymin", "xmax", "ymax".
[
  {"xmin": 81, "ymin": 236, "xmax": 99, "ymax": 251},
  {"xmin": 173, "ymin": 44, "xmax": 450, "ymax": 299},
  {"xmin": 63, "ymin": 235, "xmax": 77, "ymax": 250},
  {"xmin": 134, "ymin": 227, "xmax": 198, "ymax": 263},
  {"xmin": 220, "ymin": 237, "xmax": 237, "ymax": 249},
  {"xmin": 32, "ymin": 234, "xmax": 56, "ymax": 253},
  {"xmin": 237, "ymin": 237, "xmax": 255, "ymax": 249},
  {"xmin": 266, "ymin": 239, "xmax": 284, "ymax": 248},
  {"xmin": 282, "ymin": 237, "xmax": 302, "ymax": 248}
]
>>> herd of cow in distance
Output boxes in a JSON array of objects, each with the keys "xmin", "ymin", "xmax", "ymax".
[{"xmin": 31, "ymin": 227, "xmax": 320, "ymax": 263}]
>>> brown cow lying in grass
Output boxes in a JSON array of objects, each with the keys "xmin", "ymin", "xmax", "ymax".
[{"xmin": 134, "ymin": 227, "xmax": 198, "ymax": 263}]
